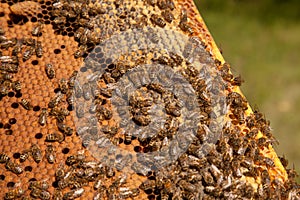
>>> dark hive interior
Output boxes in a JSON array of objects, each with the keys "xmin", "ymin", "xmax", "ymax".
[{"xmin": 0, "ymin": 0, "xmax": 299, "ymax": 199}]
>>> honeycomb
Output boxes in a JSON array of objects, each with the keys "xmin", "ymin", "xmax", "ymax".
[{"xmin": 0, "ymin": 0, "xmax": 299, "ymax": 199}]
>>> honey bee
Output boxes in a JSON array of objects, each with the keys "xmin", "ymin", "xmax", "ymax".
[
  {"xmin": 166, "ymin": 0, "xmax": 175, "ymax": 9},
  {"xmin": 150, "ymin": 14, "xmax": 166, "ymax": 28},
  {"xmin": 30, "ymin": 144, "xmax": 42, "ymax": 163},
  {"xmin": 12, "ymin": 40, "xmax": 23, "ymax": 56},
  {"xmin": 74, "ymin": 80, "xmax": 83, "ymax": 98},
  {"xmin": 93, "ymin": 187, "xmax": 106, "ymax": 200},
  {"xmin": 45, "ymin": 132, "xmax": 65, "ymax": 143},
  {"xmin": 48, "ymin": 91, "xmax": 64, "ymax": 108},
  {"xmin": 59, "ymin": 78, "xmax": 68, "ymax": 94},
  {"xmin": 66, "ymin": 152, "xmax": 85, "ymax": 166},
  {"xmin": 157, "ymin": 0, "xmax": 168, "ymax": 9},
  {"xmin": 49, "ymin": 107, "xmax": 66, "ymax": 122},
  {"xmin": 52, "ymin": 189, "xmax": 63, "ymax": 200},
  {"xmin": 89, "ymin": 103, "xmax": 97, "ymax": 114},
  {"xmin": 119, "ymin": 187, "xmax": 140, "ymax": 199},
  {"xmin": 45, "ymin": 63, "xmax": 55, "ymax": 79},
  {"xmin": 95, "ymin": 135, "xmax": 111, "ymax": 148},
  {"xmin": 124, "ymin": 130, "xmax": 133, "ymax": 144},
  {"xmin": 93, "ymin": 177, "xmax": 103, "ymax": 190},
  {"xmin": 53, "ymin": 16, "xmax": 66, "ymax": 24},
  {"xmin": 88, "ymin": 126, "xmax": 98, "ymax": 136},
  {"xmin": 74, "ymin": 27, "xmax": 85, "ymax": 41},
  {"xmin": 0, "ymin": 38, "xmax": 17, "ymax": 49},
  {"xmin": 0, "ymin": 81, "xmax": 11, "ymax": 96},
  {"xmin": 29, "ymin": 180, "xmax": 49, "ymax": 190},
  {"xmin": 57, "ymin": 122, "xmax": 73, "ymax": 136},
  {"xmin": 100, "ymin": 88, "xmax": 112, "ymax": 98},
  {"xmin": 96, "ymin": 106, "xmax": 112, "ymax": 120},
  {"xmin": 5, "ymin": 160, "xmax": 23, "ymax": 174},
  {"xmin": 68, "ymin": 70, "xmax": 78, "ymax": 89},
  {"xmin": 245, "ymin": 115, "xmax": 256, "ymax": 129},
  {"xmin": 232, "ymin": 107, "xmax": 245, "ymax": 124},
  {"xmin": 161, "ymin": 10, "xmax": 174, "ymax": 23},
  {"xmin": 63, "ymin": 188, "xmax": 84, "ymax": 200},
  {"xmin": 278, "ymin": 156, "xmax": 288, "ymax": 168},
  {"xmin": 76, "ymin": 102, "xmax": 85, "ymax": 118},
  {"xmin": 74, "ymin": 45, "xmax": 87, "ymax": 58},
  {"xmin": 38, "ymin": 108, "xmax": 48, "ymax": 126},
  {"xmin": 101, "ymin": 125, "xmax": 118, "ymax": 136},
  {"xmin": 12, "ymin": 80, "xmax": 21, "ymax": 92},
  {"xmin": 146, "ymin": 0, "xmax": 157, "ymax": 6},
  {"xmin": 23, "ymin": 38, "xmax": 36, "ymax": 46},
  {"xmin": 1, "ymin": 63, "xmax": 19, "ymax": 73},
  {"xmin": 170, "ymin": 53, "xmax": 183, "ymax": 67},
  {"xmin": 35, "ymin": 41, "xmax": 43, "ymax": 57},
  {"xmin": 227, "ymin": 92, "xmax": 248, "ymax": 109},
  {"xmin": 23, "ymin": 46, "xmax": 35, "ymax": 61},
  {"xmin": 133, "ymin": 114, "xmax": 151, "ymax": 126},
  {"xmin": 155, "ymin": 55, "xmax": 170, "ymax": 66},
  {"xmin": 261, "ymin": 169, "xmax": 271, "ymax": 188},
  {"xmin": 220, "ymin": 62, "xmax": 233, "ymax": 82},
  {"xmin": 57, "ymin": 179, "xmax": 69, "ymax": 190},
  {"xmin": 264, "ymin": 157, "xmax": 275, "ymax": 168},
  {"xmin": 31, "ymin": 22, "xmax": 44, "ymax": 36},
  {"xmin": 102, "ymin": 72, "xmax": 115, "ymax": 84},
  {"xmin": 0, "ymin": 153, "xmax": 10, "ymax": 163},
  {"xmin": 45, "ymin": 145, "xmax": 56, "ymax": 164},
  {"xmin": 165, "ymin": 103, "xmax": 181, "ymax": 117},
  {"xmin": 0, "ymin": 35, "xmax": 5, "ymax": 43},
  {"xmin": 106, "ymin": 166, "xmax": 115, "ymax": 178},
  {"xmin": 2, "ymin": 73, "xmax": 13, "ymax": 82},
  {"xmin": 82, "ymin": 82, "xmax": 91, "ymax": 100},
  {"xmin": 83, "ymin": 167, "xmax": 100, "ymax": 181},
  {"xmin": 0, "ymin": 55, "xmax": 18, "ymax": 64},
  {"xmin": 231, "ymin": 75, "xmax": 244, "ymax": 86},
  {"xmin": 179, "ymin": 10, "xmax": 193, "ymax": 34},
  {"xmin": 130, "ymin": 188, "xmax": 140, "ymax": 198},
  {"xmin": 78, "ymin": 28, "xmax": 89, "ymax": 45},
  {"xmin": 4, "ymin": 187, "xmax": 24, "ymax": 200},
  {"xmin": 30, "ymin": 188, "xmax": 50, "ymax": 200},
  {"xmin": 139, "ymin": 179, "xmax": 156, "ymax": 191},
  {"xmin": 147, "ymin": 29, "xmax": 159, "ymax": 44},
  {"xmin": 115, "ymin": 154, "xmax": 132, "ymax": 171},
  {"xmin": 55, "ymin": 164, "xmax": 66, "ymax": 180},
  {"xmin": 76, "ymin": 126, "xmax": 89, "ymax": 136},
  {"xmin": 69, "ymin": 179, "xmax": 88, "ymax": 189},
  {"xmin": 202, "ymin": 170, "xmax": 214, "ymax": 186},
  {"xmin": 20, "ymin": 98, "xmax": 32, "ymax": 110},
  {"xmin": 66, "ymin": 91, "xmax": 75, "ymax": 107},
  {"xmin": 82, "ymin": 134, "xmax": 92, "ymax": 148},
  {"xmin": 61, "ymin": 107, "xmax": 70, "ymax": 116},
  {"xmin": 19, "ymin": 149, "xmax": 30, "ymax": 163}
]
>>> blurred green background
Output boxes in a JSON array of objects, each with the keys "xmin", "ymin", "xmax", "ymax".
[{"xmin": 194, "ymin": 0, "xmax": 300, "ymax": 179}]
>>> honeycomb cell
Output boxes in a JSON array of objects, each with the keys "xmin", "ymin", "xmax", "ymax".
[
  {"xmin": 6, "ymin": 181, "xmax": 15, "ymax": 187},
  {"xmin": 24, "ymin": 166, "xmax": 33, "ymax": 172}
]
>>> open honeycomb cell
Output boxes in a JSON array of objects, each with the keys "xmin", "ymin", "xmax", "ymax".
[{"xmin": 0, "ymin": 0, "xmax": 299, "ymax": 199}]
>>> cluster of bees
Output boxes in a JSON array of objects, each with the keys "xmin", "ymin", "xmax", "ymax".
[
  {"xmin": 47, "ymin": 0, "xmax": 194, "ymax": 59},
  {"xmin": 0, "ymin": 143, "xmax": 52, "ymax": 176},
  {"xmin": 0, "ymin": 27, "xmax": 22, "ymax": 99},
  {"xmin": 53, "ymin": 151, "xmax": 142, "ymax": 200},
  {"xmin": 0, "ymin": 0, "xmax": 300, "ymax": 199}
]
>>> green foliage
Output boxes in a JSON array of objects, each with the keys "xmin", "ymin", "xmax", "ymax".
[{"xmin": 195, "ymin": 0, "xmax": 300, "ymax": 25}]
